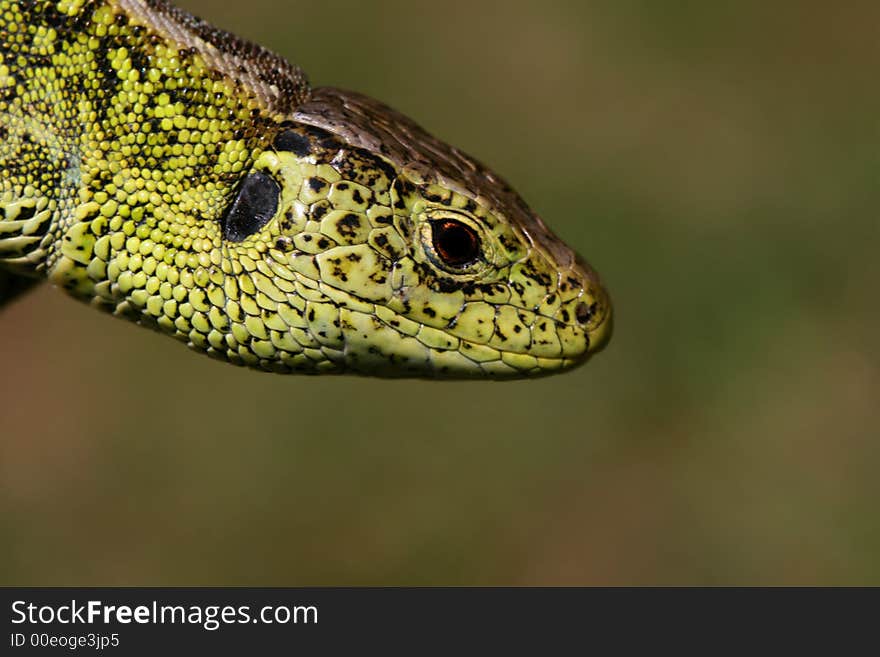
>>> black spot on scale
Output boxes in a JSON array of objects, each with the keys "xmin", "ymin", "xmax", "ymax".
[
  {"xmin": 222, "ymin": 171, "xmax": 280, "ymax": 242},
  {"xmin": 499, "ymin": 234, "xmax": 520, "ymax": 252},
  {"xmin": 311, "ymin": 204, "xmax": 329, "ymax": 220},
  {"xmin": 435, "ymin": 278, "xmax": 460, "ymax": 294},
  {"xmin": 273, "ymin": 130, "xmax": 312, "ymax": 157},
  {"xmin": 576, "ymin": 302, "xmax": 597, "ymax": 325},
  {"xmin": 336, "ymin": 213, "xmax": 361, "ymax": 237},
  {"xmin": 16, "ymin": 205, "xmax": 36, "ymax": 222},
  {"xmin": 40, "ymin": 3, "xmax": 73, "ymax": 30},
  {"xmin": 531, "ymin": 272, "xmax": 553, "ymax": 287},
  {"xmin": 353, "ymin": 152, "xmax": 397, "ymax": 185},
  {"xmin": 392, "ymin": 178, "xmax": 417, "ymax": 209},
  {"xmin": 29, "ymin": 52, "xmax": 52, "ymax": 68},
  {"xmin": 280, "ymin": 212, "xmax": 294, "ymax": 232},
  {"xmin": 129, "ymin": 46, "xmax": 150, "ymax": 77},
  {"xmin": 308, "ymin": 178, "xmax": 328, "ymax": 193}
]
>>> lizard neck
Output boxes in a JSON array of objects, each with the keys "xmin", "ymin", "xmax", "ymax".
[
  {"xmin": 0, "ymin": 1, "xmax": 84, "ymax": 275},
  {"xmin": 0, "ymin": 0, "xmax": 303, "ymax": 297}
]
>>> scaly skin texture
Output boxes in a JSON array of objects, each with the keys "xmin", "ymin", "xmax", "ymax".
[{"xmin": 0, "ymin": 0, "xmax": 612, "ymax": 378}]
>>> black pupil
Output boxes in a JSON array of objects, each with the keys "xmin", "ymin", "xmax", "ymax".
[{"xmin": 432, "ymin": 220, "xmax": 480, "ymax": 266}]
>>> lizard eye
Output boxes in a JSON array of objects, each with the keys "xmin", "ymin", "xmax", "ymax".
[{"xmin": 430, "ymin": 219, "xmax": 481, "ymax": 268}]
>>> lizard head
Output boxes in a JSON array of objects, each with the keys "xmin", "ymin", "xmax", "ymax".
[{"xmin": 223, "ymin": 88, "xmax": 612, "ymax": 377}]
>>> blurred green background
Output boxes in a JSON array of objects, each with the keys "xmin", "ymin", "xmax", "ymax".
[{"xmin": 2, "ymin": 0, "xmax": 879, "ymax": 585}]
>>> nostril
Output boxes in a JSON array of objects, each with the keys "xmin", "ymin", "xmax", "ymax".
[{"xmin": 575, "ymin": 301, "xmax": 594, "ymax": 325}]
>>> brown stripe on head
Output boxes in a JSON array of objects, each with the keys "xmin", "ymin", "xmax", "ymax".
[
  {"xmin": 115, "ymin": 0, "xmax": 310, "ymax": 115},
  {"xmin": 291, "ymin": 87, "xmax": 580, "ymax": 271}
]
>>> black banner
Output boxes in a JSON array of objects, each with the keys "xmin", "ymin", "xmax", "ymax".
[{"xmin": 1, "ymin": 588, "xmax": 873, "ymax": 653}]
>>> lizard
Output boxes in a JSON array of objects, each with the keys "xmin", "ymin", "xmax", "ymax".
[{"xmin": 0, "ymin": 0, "xmax": 612, "ymax": 378}]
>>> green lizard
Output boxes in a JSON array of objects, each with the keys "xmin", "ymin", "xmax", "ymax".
[{"xmin": 0, "ymin": 0, "xmax": 612, "ymax": 378}]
